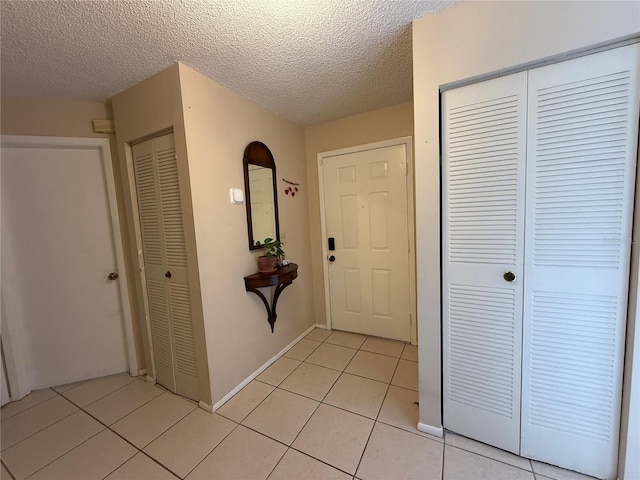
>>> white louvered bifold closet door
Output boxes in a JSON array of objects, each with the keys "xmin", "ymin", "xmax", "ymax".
[
  {"xmin": 442, "ymin": 72, "xmax": 528, "ymax": 454},
  {"xmin": 521, "ymin": 44, "xmax": 640, "ymax": 480},
  {"xmin": 132, "ymin": 133, "xmax": 199, "ymax": 401}
]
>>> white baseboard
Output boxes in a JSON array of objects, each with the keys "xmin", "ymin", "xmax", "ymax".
[
  {"xmin": 137, "ymin": 369, "xmax": 147, "ymax": 377},
  {"xmin": 198, "ymin": 401, "xmax": 213, "ymax": 412},
  {"xmin": 144, "ymin": 375, "xmax": 156, "ymax": 384},
  {"xmin": 417, "ymin": 422, "xmax": 444, "ymax": 438},
  {"xmin": 314, "ymin": 323, "xmax": 329, "ymax": 330},
  {"xmin": 211, "ymin": 324, "xmax": 317, "ymax": 411}
]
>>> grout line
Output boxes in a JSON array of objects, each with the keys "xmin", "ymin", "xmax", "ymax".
[
  {"xmin": 179, "ymin": 421, "xmax": 241, "ymax": 479},
  {"xmin": 1, "ymin": 459, "xmax": 17, "ymax": 480},
  {"xmin": 441, "ymin": 434, "xmax": 446, "ymax": 480},
  {"xmin": 78, "ymin": 376, "xmax": 144, "ymax": 409},
  {"xmin": 1, "ymin": 403, "xmax": 80, "ymax": 453},
  {"xmin": 444, "ymin": 443, "xmax": 537, "ymax": 475},
  {"xmin": 0, "ymin": 389, "xmax": 58, "ymax": 422}
]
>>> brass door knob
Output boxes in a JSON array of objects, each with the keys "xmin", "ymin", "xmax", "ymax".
[{"xmin": 107, "ymin": 272, "xmax": 119, "ymax": 281}]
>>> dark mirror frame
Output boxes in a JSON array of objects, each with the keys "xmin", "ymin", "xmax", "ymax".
[{"xmin": 243, "ymin": 141, "xmax": 280, "ymax": 251}]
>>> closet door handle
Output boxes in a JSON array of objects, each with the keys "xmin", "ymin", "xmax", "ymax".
[
  {"xmin": 503, "ymin": 271, "xmax": 516, "ymax": 282},
  {"xmin": 165, "ymin": 271, "xmax": 172, "ymax": 279}
]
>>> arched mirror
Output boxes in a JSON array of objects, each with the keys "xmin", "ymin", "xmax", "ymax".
[{"xmin": 243, "ymin": 141, "xmax": 280, "ymax": 250}]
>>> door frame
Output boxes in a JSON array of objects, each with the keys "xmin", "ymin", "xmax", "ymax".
[
  {"xmin": 0, "ymin": 135, "xmax": 138, "ymax": 399},
  {"xmin": 317, "ymin": 137, "xmax": 417, "ymax": 344}
]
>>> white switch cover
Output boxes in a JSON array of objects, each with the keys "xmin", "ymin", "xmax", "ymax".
[{"xmin": 230, "ymin": 188, "xmax": 244, "ymax": 204}]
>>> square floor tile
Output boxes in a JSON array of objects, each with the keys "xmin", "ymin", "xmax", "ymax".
[
  {"xmin": 377, "ymin": 385, "xmax": 434, "ymax": 439},
  {"xmin": 345, "ymin": 351, "xmax": 398, "ymax": 383},
  {"xmin": 105, "ymin": 452, "xmax": 179, "ymax": 479},
  {"xmin": 2, "ymin": 411, "xmax": 103, "ymax": 480},
  {"xmin": 216, "ymin": 380, "xmax": 274, "ymax": 423},
  {"xmin": 279, "ymin": 363, "xmax": 340, "ymax": 401},
  {"xmin": 186, "ymin": 425, "xmax": 286, "ymax": 480},
  {"xmin": 112, "ymin": 391, "xmax": 197, "ymax": 448},
  {"xmin": 285, "ymin": 339, "xmax": 322, "ymax": 361},
  {"xmin": 292, "ymin": 403, "xmax": 374, "ymax": 475},
  {"xmin": 391, "ymin": 359, "xmax": 418, "ymax": 391},
  {"xmin": 269, "ymin": 449, "xmax": 351, "ymax": 480},
  {"xmin": 401, "ymin": 344, "xmax": 418, "ymax": 361},
  {"xmin": 306, "ymin": 343, "xmax": 357, "ymax": 371},
  {"xmin": 256, "ymin": 357, "xmax": 301, "ymax": 386},
  {"xmin": 305, "ymin": 328, "xmax": 332, "ymax": 342},
  {"xmin": 444, "ymin": 445, "xmax": 534, "ymax": 480},
  {"xmin": 61, "ymin": 373, "xmax": 136, "ymax": 407},
  {"xmin": 28, "ymin": 429, "xmax": 136, "ymax": 480},
  {"xmin": 1, "ymin": 389, "xmax": 56, "ymax": 421},
  {"xmin": 445, "ymin": 432, "xmax": 531, "ymax": 471},
  {"xmin": 2, "ymin": 463, "xmax": 12, "ymax": 479},
  {"xmin": 144, "ymin": 409, "xmax": 236, "ymax": 478},
  {"xmin": 323, "ymin": 373, "xmax": 387, "ymax": 419},
  {"xmin": 357, "ymin": 422, "xmax": 443, "ymax": 480},
  {"xmin": 242, "ymin": 388, "xmax": 318, "ymax": 445},
  {"xmin": 531, "ymin": 460, "xmax": 598, "ymax": 480},
  {"xmin": 360, "ymin": 337, "xmax": 404, "ymax": 357},
  {"xmin": 85, "ymin": 379, "xmax": 164, "ymax": 425},
  {"xmin": 325, "ymin": 331, "xmax": 367, "ymax": 349},
  {"xmin": 1, "ymin": 395, "xmax": 78, "ymax": 450}
]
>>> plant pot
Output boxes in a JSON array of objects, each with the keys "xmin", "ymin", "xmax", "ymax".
[{"xmin": 258, "ymin": 256, "xmax": 278, "ymax": 273}]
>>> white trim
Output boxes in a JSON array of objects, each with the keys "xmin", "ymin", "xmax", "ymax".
[
  {"xmin": 211, "ymin": 324, "xmax": 316, "ymax": 411},
  {"xmin": 198, "ymin": 401, "xmax": 214, "ymax": 412},
  {"xmin": 417, "ymin": 422, "xmax": 444, "ymax": 438},
  {"xmin": 317, "ymin": 136, "xmax": 417, "ymax": 342},
  {"xmin": 314, "ymin": 323, "xmax": 329, "ymax": 330},
  {"xmin": 0, "ymin": 135, "xmax": 138, "ymax": 390}
]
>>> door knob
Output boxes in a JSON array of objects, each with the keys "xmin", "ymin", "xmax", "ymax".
[
  {"xmin": 503, "ymin": 271, "xmax": 516, "ymax": 282},
  {"xmin": 165, "ymin": 271, "xmax": 172, "ymax": 278},
  {"xmin": 107, "ymin": 272, "xmax": 119, "ymax": 281},
  {"xmin": 328, "ymin": 255, "xmax": 336, "ymax": 263}
]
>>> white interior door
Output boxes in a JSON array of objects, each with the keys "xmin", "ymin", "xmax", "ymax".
[
  {"xmin": 1, "ymin": 137, "xmax": 132, "ymax": 393},
  {"xmin": 322, "ymin": 143, "xmax": 411, "ymax": 341},
  {"xmin": 442, "ymin": 72, "xmax": 528, "ymax": 454},
  {"xmin": 132, "ymin": 133, "xmax": 199, "ymax": 401},
  {"xmin": 521, "ymin": 43, "xmax": 640, "ymax": 480}
]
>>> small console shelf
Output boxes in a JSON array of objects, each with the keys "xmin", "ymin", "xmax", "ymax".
[{"xmin": 244, "ymin": 263, "xmax": 298, "ymax": 332}]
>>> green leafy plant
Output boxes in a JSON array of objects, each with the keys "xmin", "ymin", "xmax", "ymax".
[{"xmin": 261, "ymin": 237, "xmax": 285, "ymax": 259}]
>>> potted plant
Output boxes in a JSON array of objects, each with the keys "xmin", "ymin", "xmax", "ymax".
[{"xmin": 256, "ymin": 237, "xmax": 285, "ymax": 273}]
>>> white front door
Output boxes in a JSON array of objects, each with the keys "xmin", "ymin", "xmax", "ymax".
[
  {"xmin": 321, "ymin": 142, "xmax": 411, "ymax": 341},
  {"xmin": 1, "ymin": 137, "xmax": 133, "ymax": 394}
]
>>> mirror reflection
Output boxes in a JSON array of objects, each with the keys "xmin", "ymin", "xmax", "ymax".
[
  {"xmin": 243, "ymin": 141, "xmax": 280, "ymax": 250},
  {"xmin": 248, "ymin": 165, "xmax": 276, "ymax": 243}
]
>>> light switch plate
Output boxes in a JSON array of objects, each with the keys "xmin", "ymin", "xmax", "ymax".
[{"xmin": 230, "ymin": 188, "xmax": 244, "ymax": 204}]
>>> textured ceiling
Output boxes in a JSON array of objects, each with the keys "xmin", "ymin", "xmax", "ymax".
[{"xmin": 0, "ymin": 0, "xmax": 457, "ymax": 126}]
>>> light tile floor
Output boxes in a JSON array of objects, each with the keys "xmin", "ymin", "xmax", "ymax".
[{"xmin": 1, "ymin": 328, "xmax": 598, "ymax": 480}]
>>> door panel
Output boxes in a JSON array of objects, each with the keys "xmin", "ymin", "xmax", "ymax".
[
  {"xmin": 323, "ymin": 144, "xmax": 410, "ymax": 341},
  {"xmin": 442, "ymin": 71, "xmax": 528, "ymax": 454},
  {"xmin": 1, "ymin": 142, "xmax": 129, "ymax": 389},
  {"xmin": 133, "ymin": 133, "xmax": 198, "ymax": 401},
  {"xmin": 521, "ymin": 44, "xmax": 640, "ymax": 479}
]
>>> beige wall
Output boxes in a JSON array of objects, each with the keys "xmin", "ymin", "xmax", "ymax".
[
  {"xmin": 412, "ymin": 0, "xmax": 640, "ymax": 475},
  {"xmin": 304, "ymin": 102, "xmax": 414, "ymax": 324},
  {"xmin": 111, "ymin": 64, "xmax": 212, "ymax": 405},
  {"xmin": 178, "ymin": 64, "xmax": 314, "ymax": 404},
  {"xmin": 1, "ymin": 99, "xmax": 110, "ymax": 138},
  {"xmin": 0, "ymin": 98, "xmax": 146, "ymax": 369}
]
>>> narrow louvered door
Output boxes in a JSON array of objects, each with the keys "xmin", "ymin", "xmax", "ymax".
[
  {"xmin": 442, "ymin": 72, "xmax": 528, "ymax": 454},
  {"xmin": 133, "ymin": 133, "xmax": 199, "ymax": 401},
  {"xmin": 521, "ymin": 44, "xmax": 640, "ymax": 479}
]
